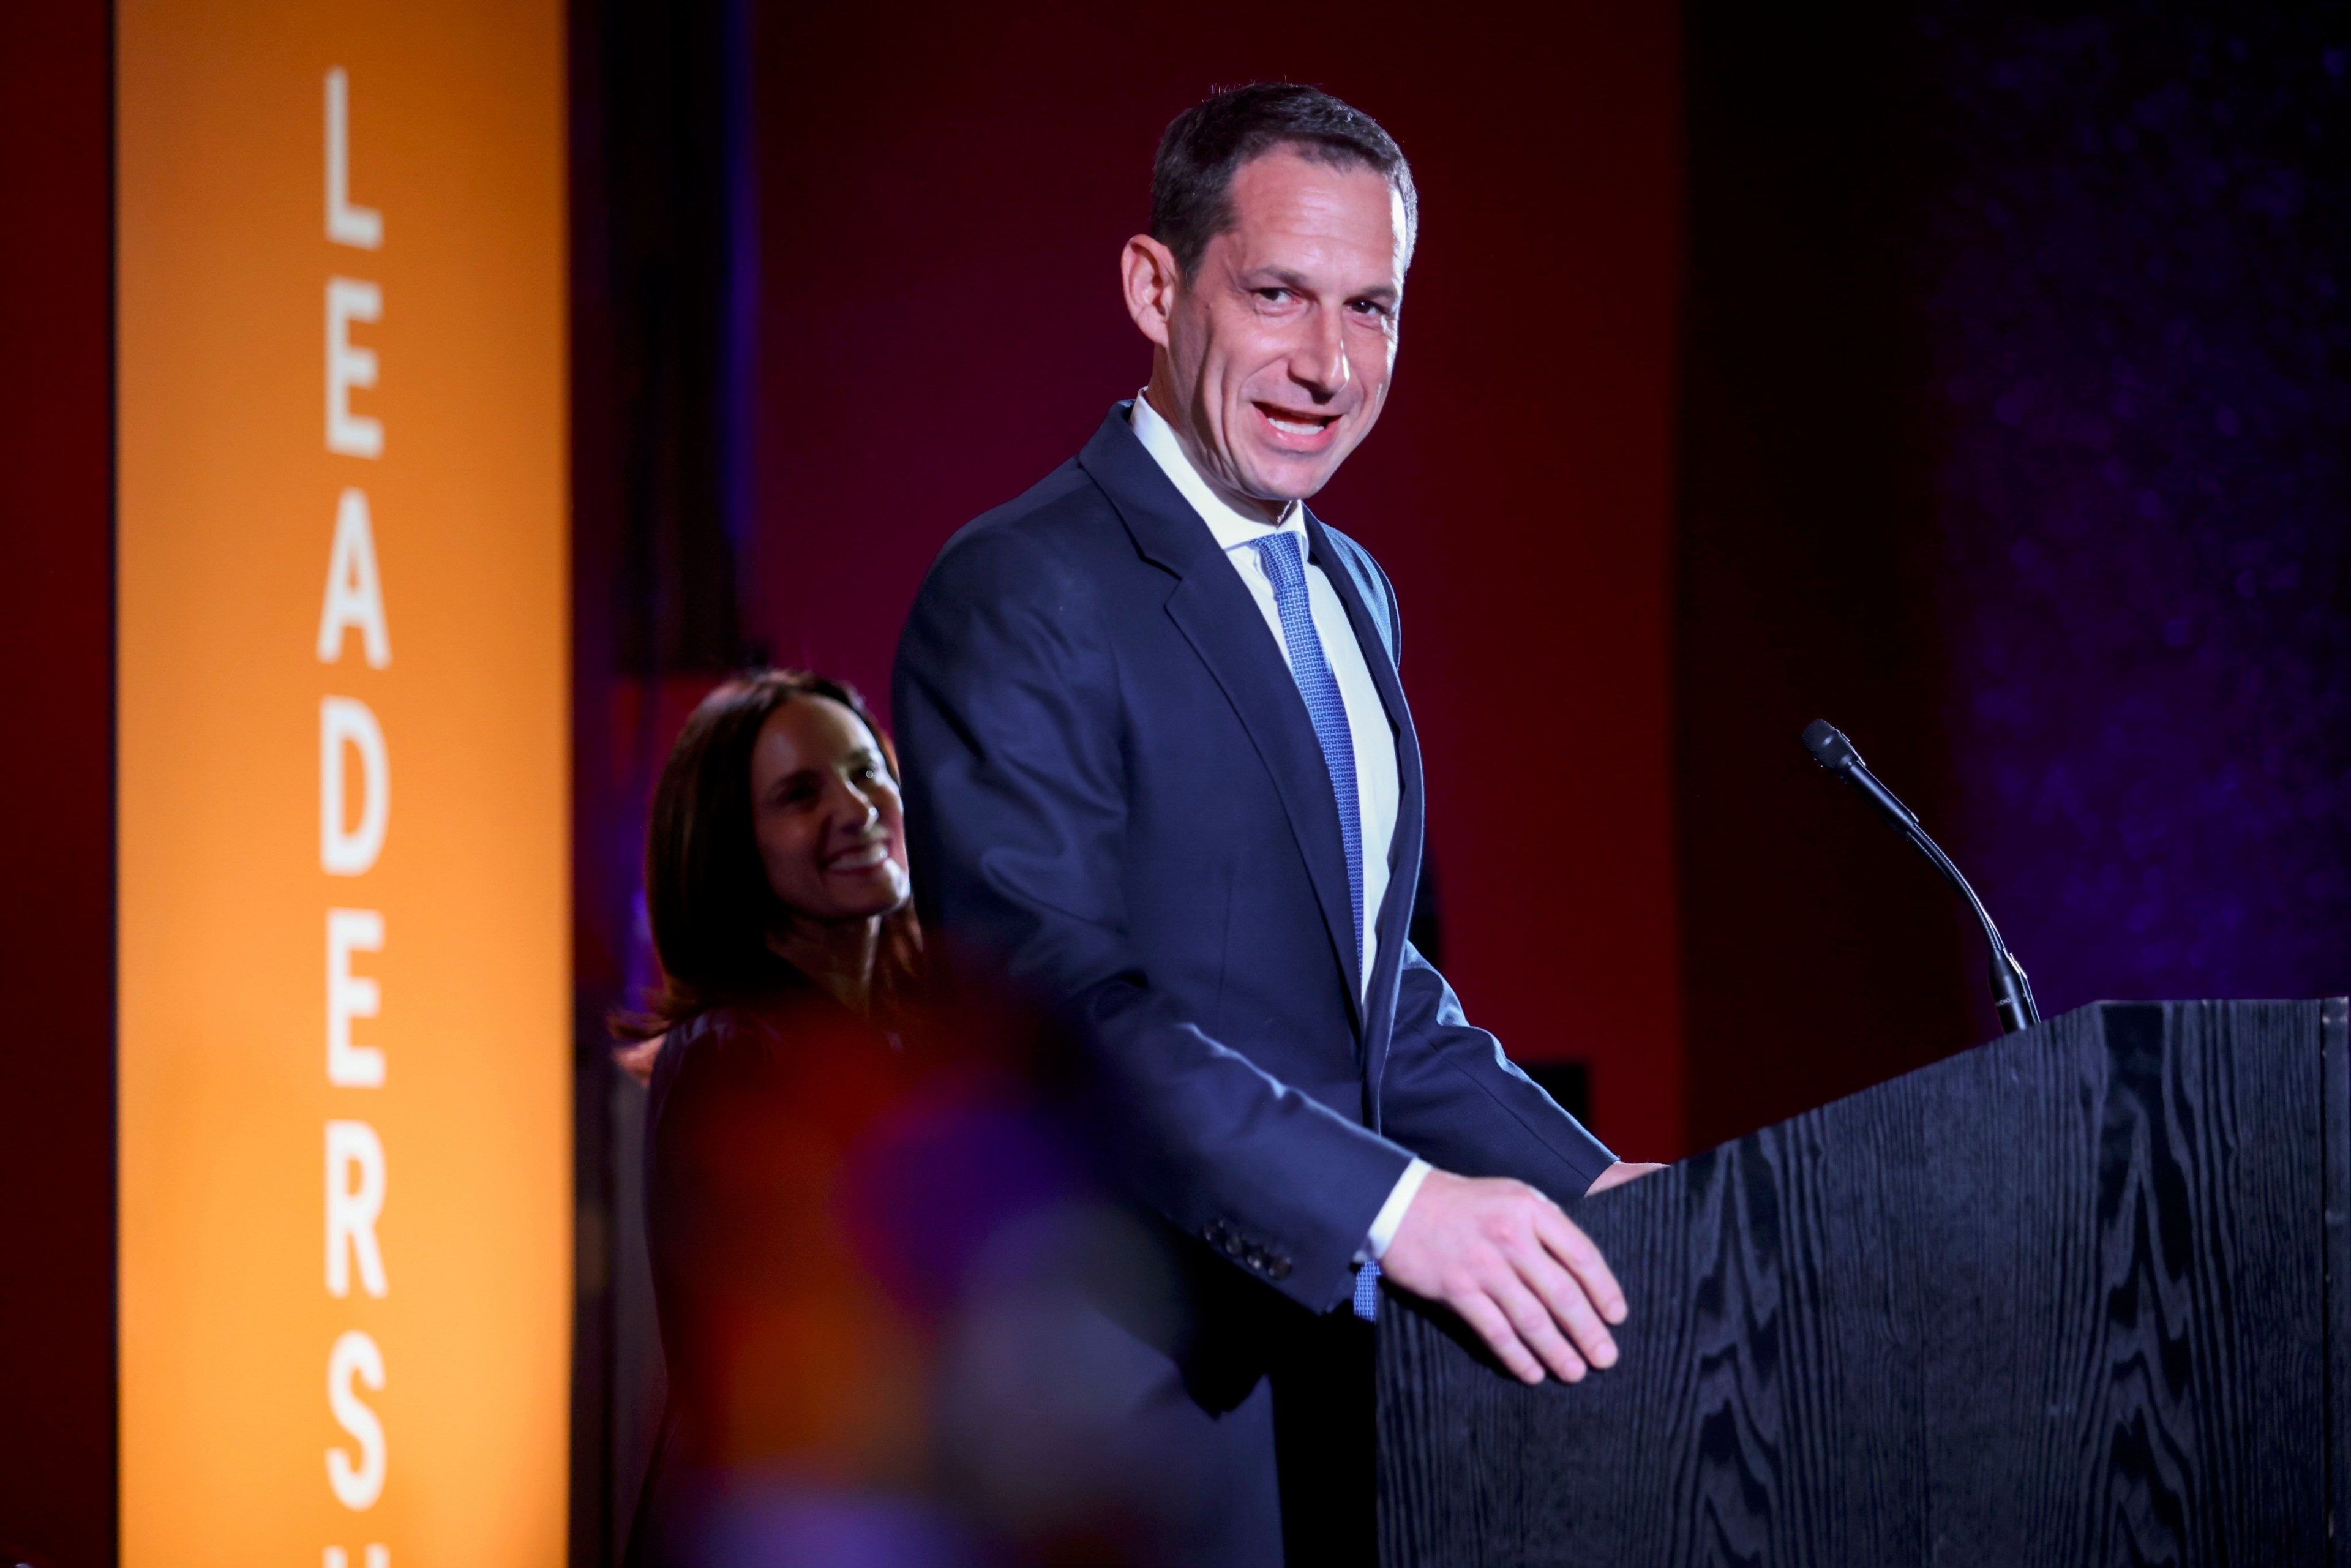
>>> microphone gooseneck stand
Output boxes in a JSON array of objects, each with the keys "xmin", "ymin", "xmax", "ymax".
[{"xmin": 1801, "ymin": 719, "xmax": 2041, "ymax": 1035}]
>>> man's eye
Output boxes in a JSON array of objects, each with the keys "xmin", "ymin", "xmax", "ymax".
[{"xmin": 1256, "ymin": 288, "xmax": 1293, "ymax": 303}]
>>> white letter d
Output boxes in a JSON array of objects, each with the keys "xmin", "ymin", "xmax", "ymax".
[{"xmin": 321, "ymin": 696, "xmax": 389, "ymax": 877}]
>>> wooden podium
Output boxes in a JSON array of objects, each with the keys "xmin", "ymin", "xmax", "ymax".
[{"xmin": 1378, "ymin": 999, "xmax": 2351, "ymax": 1566}]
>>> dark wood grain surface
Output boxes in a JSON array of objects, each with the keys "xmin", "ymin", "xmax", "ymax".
[
  {"xmin": 2323, "ymin": 996, "xmax": 2349, "ymax": 1568},
  {"xmin": 1378, "ymin": 1000, "xmax": 2343, "ymax": 1567}
]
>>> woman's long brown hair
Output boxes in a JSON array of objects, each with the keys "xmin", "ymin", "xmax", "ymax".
[{"xmin": 612, "ymin": 670, "xmax": 923, "ymax": 1040}]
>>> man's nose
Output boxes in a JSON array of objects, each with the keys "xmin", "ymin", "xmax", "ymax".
[{"xmin": 1291, "ymin": 306, "xmax": 1351, "ymax": 397}]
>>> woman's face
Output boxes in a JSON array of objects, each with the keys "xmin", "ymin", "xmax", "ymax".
[{"xmin": 747, "ymin": 696, "xmax": 911, "ymax": 926}]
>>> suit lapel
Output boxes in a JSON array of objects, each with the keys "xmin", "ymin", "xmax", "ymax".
[
  {"xmin": 1077, "ymin": 407, "xmax": 1366, "ymax": 1015},
  {"xmin": 1303, "ymin": 507, "xmax": 1427, "ymax": 1108}
]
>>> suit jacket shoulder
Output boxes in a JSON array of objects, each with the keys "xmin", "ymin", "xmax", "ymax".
[{"xmin": 920, "ymin": 457, "xmax": 1132, "ymax": 618}]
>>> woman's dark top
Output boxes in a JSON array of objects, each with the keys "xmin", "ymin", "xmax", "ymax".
[
  {"xmin": 627, "ymin": 973, "xmax": 962, "ymax": 1564},
  {"xmin": 623, "ymin": 969, "xmax": 1179, "ymax": 1567}
]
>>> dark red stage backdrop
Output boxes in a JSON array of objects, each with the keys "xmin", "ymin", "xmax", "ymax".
[
  {"xmin": 747, "ymin": 4, "xmax": 1687, "ymax": 1157},
  {"xmin": 0, "ymin": 2, "xmax": 116, "ymax": 1564}
]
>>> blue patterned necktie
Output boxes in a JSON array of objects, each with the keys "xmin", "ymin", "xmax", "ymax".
[
  {"xmin": 1248, "ymin": 532, "xmax": 1382, "ymax": 1322},
  {"xmin": 1250, "ymin": 532, "xmax": 1363, "ymax": 954}
]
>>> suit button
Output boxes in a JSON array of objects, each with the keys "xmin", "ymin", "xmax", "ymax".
[{"xmin": 1267, "ymin": 1256, "xmax": 1292, "ymax": 1280}]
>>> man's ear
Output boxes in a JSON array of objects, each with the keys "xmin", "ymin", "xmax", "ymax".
[{"xmin": 1121, "ymin": 234, "xmax": 1179, "ymax": 349}]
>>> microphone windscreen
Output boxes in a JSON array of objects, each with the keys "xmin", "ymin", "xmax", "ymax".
[{"xmin": 1801, "ymin": 719, "xmax": 1859, "ymax": 770}]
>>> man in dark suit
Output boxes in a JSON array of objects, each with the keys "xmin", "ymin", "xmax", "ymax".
[{"xmin": 894, "ymin": 84, "xmax": 1657, "ymax": 1562}]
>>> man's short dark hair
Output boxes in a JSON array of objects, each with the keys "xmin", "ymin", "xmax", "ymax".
[{"xmin": 1150, "ymin": 83, "xmax": 1418, "ymax": 280}]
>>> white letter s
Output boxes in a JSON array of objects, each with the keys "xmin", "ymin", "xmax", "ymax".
[{"xmin": 326, "ymin": 1329, "xmax": 386, "ymax": 1509}]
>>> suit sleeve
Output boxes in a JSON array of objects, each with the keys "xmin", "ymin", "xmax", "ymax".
[
  {"xmin": 1379, "ymin": 943, "xmax": 1617, "ymax": 1206},
  {"xmin": 893, "ymin": 527, "xmax": 1412, "ymax": 1314},
  {"xmin": 1330, "ymin": 535, "xmax": 1617, "ymax": 1206}
]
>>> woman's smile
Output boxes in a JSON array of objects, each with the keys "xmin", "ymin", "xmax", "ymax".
[{"xmin": 824, "ymin": 838, "xmax": 893, "ymax": 874}]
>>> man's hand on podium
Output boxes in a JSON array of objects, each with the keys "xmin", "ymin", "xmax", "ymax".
[{"xmin": 1381, "ymin": 1169, "xmax": 1630, "ymax": 1386}]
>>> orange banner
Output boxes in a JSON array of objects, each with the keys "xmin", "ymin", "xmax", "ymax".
[{"xmin": 117, "ymin": 4, "xmax": 569, "ymax": 1564}]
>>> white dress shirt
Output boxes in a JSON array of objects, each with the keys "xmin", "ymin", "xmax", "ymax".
[{"xmin": 1128, "ymin": 396, "xmax": 1430, "ymax": 1259}]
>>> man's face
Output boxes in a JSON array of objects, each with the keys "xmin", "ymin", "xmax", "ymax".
[{"xmin": 1155, "ymin": 149, "xmax": 1409, "ymax": 506}]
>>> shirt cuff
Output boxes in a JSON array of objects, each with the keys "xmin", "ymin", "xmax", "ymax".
[{"xmin": 1361, "ymin": 1157, "xmax": 1432, "ymax": 1262}]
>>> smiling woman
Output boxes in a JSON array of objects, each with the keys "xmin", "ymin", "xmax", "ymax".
[
  {"xmin": 618, "ymin": 669, "xmax": 920, "ymax": 1049},
  {"xmin": 613, "ymin": 672, "xmax": 1193, "ymax": 1565},
  {"xmin": 612, "ymin": 669, "xmax": 953, "ymax": 1563}
]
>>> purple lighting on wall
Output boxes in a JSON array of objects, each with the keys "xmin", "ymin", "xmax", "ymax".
[{"xmin": 1923, "ymin": 6, "xmax": 2350, "ymax": 1011}]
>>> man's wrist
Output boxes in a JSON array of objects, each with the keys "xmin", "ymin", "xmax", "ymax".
[{"xmin": 1362, "ymin": 1157, "xmax": 1433, "ymax": 1261}]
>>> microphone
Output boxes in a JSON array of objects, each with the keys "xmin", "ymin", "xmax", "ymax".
[{"xmin": 1801, "ymin": 719, "xmax": 2041, "ymax": 1035}]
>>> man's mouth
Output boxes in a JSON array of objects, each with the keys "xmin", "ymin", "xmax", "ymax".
[{"xmin": 1256, "ymin": 403, "xmax": 1341, "ymax": 442}]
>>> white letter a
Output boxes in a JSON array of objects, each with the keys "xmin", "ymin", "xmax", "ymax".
[{"xmin": 318, "ymin": 488, "xmax": 391, "ymax": 667}]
